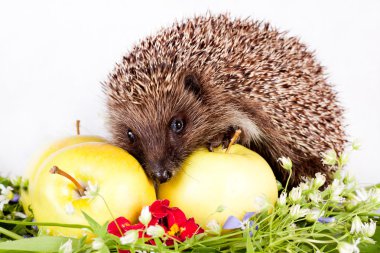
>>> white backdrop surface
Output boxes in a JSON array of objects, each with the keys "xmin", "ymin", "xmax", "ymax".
[{"xmin": 0, "ymin": 0, "xmax": 379, "ymax": 185}]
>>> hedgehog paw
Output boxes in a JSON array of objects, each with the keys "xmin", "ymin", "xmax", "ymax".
[{"xmin": 207, "ymin": 126, "xmax": 238, "ymax": 152}]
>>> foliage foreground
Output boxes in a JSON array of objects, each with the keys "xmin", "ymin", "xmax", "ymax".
[{"xmin": 0, "ymin": 144, "xmax": 379, "ymax": 253}]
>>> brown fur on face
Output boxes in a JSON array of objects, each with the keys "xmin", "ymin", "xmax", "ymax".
[{"xmin": 104, "ymin": 14, "xmax": 346, "ymax": 187}]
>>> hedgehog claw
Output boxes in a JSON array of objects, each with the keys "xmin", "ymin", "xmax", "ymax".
[{"xmin": 208, "ymin": 126, "xmax": 238, "ymax": 152}]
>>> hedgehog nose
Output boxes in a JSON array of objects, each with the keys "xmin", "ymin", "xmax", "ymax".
[{"xmin": 153, "ymin": 170, "xmax": 173, "ymax": 184}]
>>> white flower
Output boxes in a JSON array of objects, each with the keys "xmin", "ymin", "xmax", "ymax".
[
  {"xmin": 350, "ymin": 216, "xmax": 363, "ymax": 234},
  {"xmin": 289, "ymin": 204, "xmax": 309, "ymax": 219},
  {"xmin": 330, "ymin": 179, "xmax": 345, "ymax": 202},
  {"xmin": 338, "ymin": 239, "xmax": 360, "ymax": 253},
  {"xmin": 321, "ymin": 150, "xmax": 337, "ymax": 166},
  {"xmin": 0, "ymin": 196, "xmax": 8, "ymax": 211},
  {"xmin": 314, "ymin": 173, "xmax": 326, "ymax": 188},
  {"xmin": 139, "ymin": 206, "xmax": 152, "ymax": 226},
  {"xmin": 206, "ymin": 219, "xmax": 221, "ymax": 235},
  {"xmin": 362, "ymin": 220, "xmax": 376, "ymax": 237},
  {"xmin": 309, "ymin": 191, "xmax": 322, "ymax": 203},
  {"xmin": 13, "ymin": 211, "xmax": 27, "ymax": 219},
  {"xmin": 278, "ymin": 192, "xmax": 287, "ymax": 206},
  {"xmin": 306, "ymin": 208, "xmax": 324, "ymax": 222},
  {"xmin": 368, "ymin": 188, "xmax": 380, "ymax": 203},
  {"xmin": 299, "ymin": 182, "xmax": 310, "ymax": 191},
  {"xmin": 0, "ymin": 184, "xmax": 14, "ymax": 211},
  {"xmin": 278, "ymin": 157, "xmax": 292, "ymax": 171},
  {"xmin": 354, "ymin": 188, "xmax": 369, "ymax": 202},
  {"xmin": 146, "ymin": 225, "xmax": 165, "ymax": 238},
  {"xmin": 120, "ymin": 230, "xmax": 139, "ymax": 245},
  {"xmin": 0, "ymin": 184, "xmax": 14, "ymax": 199},
  {"xmin": 83, "ymin": 181, "xmax": 99, "ymax": 199},
  {"xmin": 65, "ymin": 203, "xmax": 75, "ymax": 215},
  {"xmin": 59, "ymin": 239, "xmax": 73, "ymax": 253},
  {"xmin": 289, "ymin": 187, "xmax": 302, "ymax": 202},
  {"xmin": 92, "ymin": 237, "xmax": 104, "ymax": 250}
]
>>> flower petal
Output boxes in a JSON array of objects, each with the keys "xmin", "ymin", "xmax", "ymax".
[
  {"xmin": 318, "ymin": 217, "xmax": 336, "ymax": 224},
  {"xmin": 107, "ymin": 217, "xmax": 131, "ymax": 237},
  {"xmin": 179, "ymin": 218, "xmax": 204, "ymax": 241},
  {"xmin": 223, "ymin": 216, "xmax": 242, "ymax": 229},
  {"xmin": 149, "ymin": 199, "xmax": 170, "ymax": 219},
  {"xmin": 242, "ymin": 212, "xmax": 255, "ymax": 222},
  {"xmin": 167, "ymin": 207, "xmax": 187, "ymax": 227}
]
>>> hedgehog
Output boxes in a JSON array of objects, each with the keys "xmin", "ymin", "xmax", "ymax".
[{"xmin": 104, "ymin": 14, "xmax": 346, "ymax": 188}]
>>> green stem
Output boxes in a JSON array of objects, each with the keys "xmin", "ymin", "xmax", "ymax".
[
  {"xmin": 0, "ymin": 219, "xmax": 90, "ymax": 229},
  {"xmin": 284, "ymin": 168, "xmax": 293, "ymax": 192},
  {"xmin": 98, "ymin": 193, "xmax": 124, "ymax": 237},
  {"xmin": 0, "ymin": 226, "xmax": 23, "ymax": 240}
]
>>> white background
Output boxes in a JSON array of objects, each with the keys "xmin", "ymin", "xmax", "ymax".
[{"xmin": 0, "ymin": 0, "xmax": 379, "ymax": 185}]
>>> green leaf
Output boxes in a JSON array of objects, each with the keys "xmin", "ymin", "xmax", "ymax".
[
  {"xmin": 245, "ymin": 229, "xmax": 254, "ymax": 253},
  {"xmin": 0, "ymin": 236, "xmax": 80, "ymax": 252},
  {"xmin": 81, "ymin": 211, "xmax": 101, "ymax": 234}
]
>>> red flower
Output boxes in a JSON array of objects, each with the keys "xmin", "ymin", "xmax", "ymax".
[
  {"xmin": 165, "ymin": 207, "xmax": 204, "ymax": 245},
  {"xmin": 107, "ymin": 199, "xmax": 204, "ymax": 249},
  {"xmin": 149, "ymin": 199, "xmax": 170, "ymax": 219},
  {"xmin": 107, "ymin": 217, "xmax": 145, "ymax": 238}
]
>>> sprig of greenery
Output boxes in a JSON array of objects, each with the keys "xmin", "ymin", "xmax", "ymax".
[{"xmin": 0, "ymin": 176, "xmax": 36, "ymax": 240}]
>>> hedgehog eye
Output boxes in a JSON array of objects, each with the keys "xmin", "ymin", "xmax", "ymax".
[
  {"xmin": 170, "ymin": 118, "xmax": 185, "ymax": 134},
  {"xmin": 127, "ymin": 129, "xmax": 136, "ymax": 144}
]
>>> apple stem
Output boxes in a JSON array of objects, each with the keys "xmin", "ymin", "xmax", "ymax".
[
  {"xmin": 76, "ymin": 120, "xmax": 81, "ymax": 135},
  {"xmin": 49, "ymin": 166, "xmax": 85, "ymax": 196},
  {"xmin": 225, "ymin": 129, "xmax": 242, "ymax": 153}
]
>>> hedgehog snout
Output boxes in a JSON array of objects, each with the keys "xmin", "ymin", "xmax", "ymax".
[{"xmin": 148, "ymin": 161, "xmax": 173, "ymax": 184}]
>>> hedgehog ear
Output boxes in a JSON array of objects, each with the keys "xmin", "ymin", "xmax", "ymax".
[{"xmin": 183, "ymin": 73, "xmax": 202, "ymax": 99}]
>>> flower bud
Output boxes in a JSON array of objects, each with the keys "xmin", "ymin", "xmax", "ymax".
[
  {"xmin": 92, "ymin": 238, "xmax": 104, "ymax": 250},
  {"xmin": 289, "ymin": 204, "xmax": 309, "ymax": 219},
  {"xmin": 139, "ymin": 206, "xmax": 152, "ymax": 226},
  {"xmin": 147, "ymin": 225, "xmax": 165, "ymax": 238},
  {"xmin": 278, "ymin": 157, "xmax": 292, "ymax": 171},
  {"xmin": 206, "ymin": 219, "xmax": 221, "ymax": 235},
  {"xmin": 120, "ymin": 230, "xmax": 139, "ymax": 245},
  {"xmin": 350, "ymin": 216, "xmax": 363, "ymax": 234},
  {"xmin": 278, "ymin": 192, "xmax": 287, "ymax": 206},
  {"xmin": 313, "ymin": 173, "xmax": 326, "ymax": 188},
  {"xmin": 289, "ymin": 187, "xmax": 302, "ymax": 202}
]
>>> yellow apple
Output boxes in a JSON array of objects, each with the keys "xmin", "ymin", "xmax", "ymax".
[
  {"xmin": 159, "ymin": 145, "xmax": 278, "ymax": 227},
  {"xmin": 30, "ymin": 142, "xmax": 156, "ymax": 238},
  {"xmin": 20, "ymin": 135, "xmax": 106, "ymax": 215}
]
